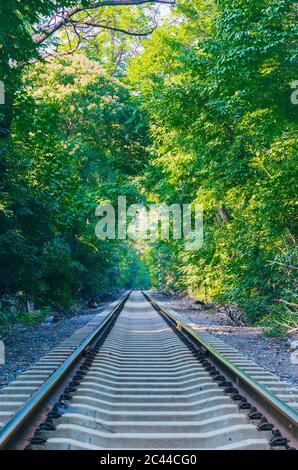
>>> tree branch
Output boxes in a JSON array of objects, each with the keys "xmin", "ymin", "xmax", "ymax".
[
  {"xmin": 71, "ymin": 20, "xmax": 156, "ymax": 36},
  {"xmin": 35, "ymin": 0, "xmax": 175, "ymax": 46},
  {"xmin": 269, "ymin": 260, "xmax": 298, "ymax": 271},
  {"xmin": 89, "ymin": 0, "xmax": 174, "ymax": 5}
]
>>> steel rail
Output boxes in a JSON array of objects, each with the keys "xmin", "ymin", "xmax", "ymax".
[
  {"xmin": 0, "ymin": 291, "xmax": 130, "ymax": 450},
  {"xmin": 144, "ymin": 292, "xmax": 298, "ymax": 441}
]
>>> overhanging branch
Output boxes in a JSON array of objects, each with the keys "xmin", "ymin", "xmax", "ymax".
[
  {"xmin": 71, "ymin": 20, "xmax": 156, "ymax": 36},
  {"xmin": 35, "ymin": 0, "xmax": 175, "ymax": 46}
]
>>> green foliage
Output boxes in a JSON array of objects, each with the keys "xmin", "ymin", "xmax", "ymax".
[
  {"xmin": 118, "ymin": 244, "xmax": 151, "ymax": 289},
  {"xmin": 0, "ymin": 0, "xmax": 297, "ymax": 333},
  {"xmin": 0, "ymin": 1, "xmax": 80, "ymax": 136},
  {"xmin": 0, "ymin": 309, "xmax": 18, "ymax": 329},
  {"xmin": 19, "ymin": 309, "xmax": 51, "ymax": 327},
  {"xmin": 128, "ymin": 0, "xmax": 298, "ymax": 328},
  {"xmin": 0, "ymin": 53, "xmax": 149, "ymax": 313}
]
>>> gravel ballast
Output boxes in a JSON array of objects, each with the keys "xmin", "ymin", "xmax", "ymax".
[
  {"xmin": 0, "ymin": 307, "xmax": 106, "ymax": 388},
  {"xmin": 1, "ymin": 293, "xmax": 297, "ymax": 391},
  {"xmin": 151, "ymin": 292, "xmax": 298, "ymax": 389}
]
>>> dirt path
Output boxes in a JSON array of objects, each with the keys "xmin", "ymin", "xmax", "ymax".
[{"xmin": 152, "ymin": 292, "xmax": 298, "ymax": 388}]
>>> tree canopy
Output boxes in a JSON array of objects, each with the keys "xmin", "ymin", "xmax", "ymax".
[{"xmin": 0, "ymin": 0, "xmax": 297, "ymax": 332}]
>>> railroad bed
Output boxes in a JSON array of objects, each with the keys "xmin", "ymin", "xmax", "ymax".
[{"xmin": 0, "ymin": 291, "xmax": 297, "ymax": 450}]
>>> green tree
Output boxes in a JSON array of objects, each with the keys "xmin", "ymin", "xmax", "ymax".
[{"xmin": 128, "ymin": 0, "xmax": 298, "ymax": 327}]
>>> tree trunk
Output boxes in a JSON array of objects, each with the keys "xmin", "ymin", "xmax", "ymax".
[{"xmin": 217, "ymin": 205, "xmax": 230, "ymax": 223}]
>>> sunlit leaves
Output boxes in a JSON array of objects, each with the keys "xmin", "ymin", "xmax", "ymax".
[{"xmin": 129, "ymin": 0, "xmax": 298, "ymax": 324}]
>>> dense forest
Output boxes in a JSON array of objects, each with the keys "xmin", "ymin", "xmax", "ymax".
[{"xmin": 0, "ymin": 0, "xmax": 297, "ymax": 333}]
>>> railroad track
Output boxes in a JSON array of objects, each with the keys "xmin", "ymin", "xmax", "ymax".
[{"xmin": 0, "ymin": 291, "xmax": 297, "ymax": 450}]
